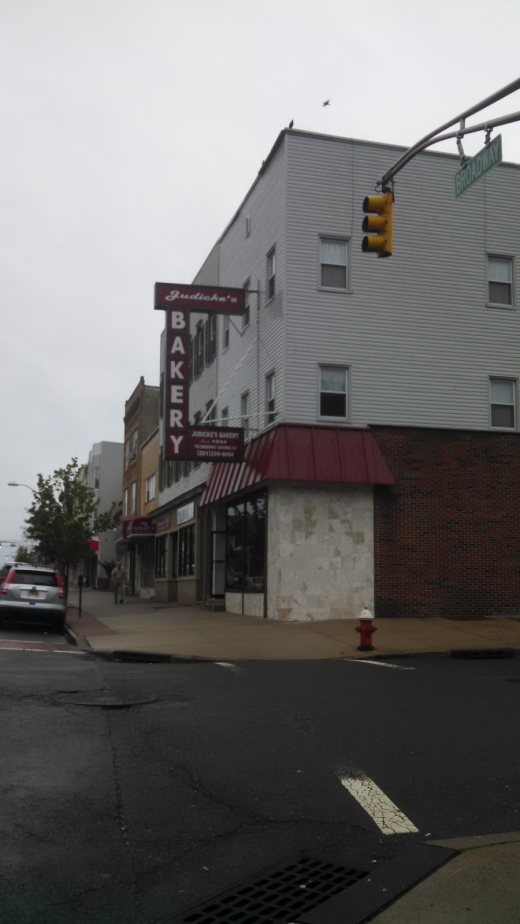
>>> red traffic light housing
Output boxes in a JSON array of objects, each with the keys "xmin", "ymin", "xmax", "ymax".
[{"xmin": 362, "ymin": 191, "xmax": 393, "ymax": 258}]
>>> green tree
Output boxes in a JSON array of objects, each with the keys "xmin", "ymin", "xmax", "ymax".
[
  {"xmin": 15, "ymin": 545, "xmax": 37, "ymax": 564},
  {"xmin": 24, "ymin": 458, "xmax": 121, "ymax": 588}
]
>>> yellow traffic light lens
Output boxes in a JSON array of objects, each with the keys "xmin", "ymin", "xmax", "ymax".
[{"xmin": 361, "ymin": 191, "xmax": 393, "ymax": 257}]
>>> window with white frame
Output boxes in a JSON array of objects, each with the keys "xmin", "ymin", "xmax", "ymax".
[
  {"xmin": 265, "ymin": 372, "xmax": 276, "ymax": 425},
  {"xmin": 243, "ymin": 280, "xmax": 251, "ymax": 328},
  {"xmin": 241, "ymin": 392, "xmax": 250, "ymax": 438},
  {"xmin": 123, "ymin": 488, "xmax": 129, "ymax": 516},
  {"xmin": 223, "ymin": 315, "xmax": 230, "ymax": 350},
  {"xmin": 320, "ymin": 238, "xmax": 348, "ymax": 289},
  {"xmin": 204, "ymin": 314, "xmax": 216, "ymax": 364},
  {"xmin": 205, "ymin": 400, "xmax": 217, "ymax": 424},
  {"xmin": 145, "ymin": 473, "xmax": 156, "ymax": 503},
  {"xmin": 194, "ymin": 321, "xmax": 205, "ymax": 378},
  {"xmin": 267, "ymin": 249, "xmax": 276, "ymax": 300},
  {"xmin": 490, "ymin": 378, "xmax": 516, "ymax": 428},
  {"xmin": 130, "ymin": 481, "xmax": 137, "ymax": 514},
  {"xmin": 487, "ymin": 256, "xmax": 513, "ymax": 307},
  {"xmin": 130, "ymin": 429, "xmax": 138, "ymax": 459},
  {"xmin": 319, "ymin": 366, "xmax": 348, "ymax": 419}
]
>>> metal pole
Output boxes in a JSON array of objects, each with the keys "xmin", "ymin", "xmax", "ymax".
[{"xmin": 380, "ymin": 77, "xmax": 520, "ymax": 186}]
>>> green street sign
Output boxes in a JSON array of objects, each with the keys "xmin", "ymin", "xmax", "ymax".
[{"xmin": 455, "ymin": 135, "xmax": 502, "ymax": 197}]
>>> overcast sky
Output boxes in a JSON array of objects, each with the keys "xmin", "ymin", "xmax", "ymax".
[{"xmin": 1, "ymin": 0, "xmax": 520, "ymax": 539}]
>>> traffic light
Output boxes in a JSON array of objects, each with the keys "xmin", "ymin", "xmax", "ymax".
[{"xmin": 362, "ymin": 191, "xmax": 393, "ymax": 258}]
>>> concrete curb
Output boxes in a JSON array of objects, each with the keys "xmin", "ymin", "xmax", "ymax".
[
  {"xmin": 90, "ymin": 649, "xmax": 212, "ymax": 664},
  {"xmin": 79, "ymin": 646, "xmax": 520, "ymax": 664},
  {"xmin": 430, "ymin": 830, "xmax": 520, "ymax": 851},
  {"xmin": 362, "ymin": 647, "xmax": 519, "ymax": 662},
  {"xmin": 64, "ymin": 623, "xmax": 93, "ymax": 652}
]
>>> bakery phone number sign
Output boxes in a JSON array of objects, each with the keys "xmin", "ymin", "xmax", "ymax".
[{"xmin": 155, "ymin": 283, "xmax": 247, "ymax": 462}]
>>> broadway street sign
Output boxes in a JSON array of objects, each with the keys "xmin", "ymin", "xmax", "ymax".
[{"xmin": 455, "ymin": 134, "xmax": 502, "ymax": 197}]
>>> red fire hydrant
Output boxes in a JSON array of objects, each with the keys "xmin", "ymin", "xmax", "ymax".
[{"xmin": 356, "ymin": 608, "xmax": 377, "ymax": 651}]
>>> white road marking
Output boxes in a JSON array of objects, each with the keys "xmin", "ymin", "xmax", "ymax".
[
  {"xmin": 340, "ymin": 772, "xmax": 419, "ymax": 835},
  {"xmin": 346, "ymin": 659, "xmax": 414, "ymax": 670},
  {"xmin": 215, "ymin": 661, "xmax": 244, "ymax": 672}
]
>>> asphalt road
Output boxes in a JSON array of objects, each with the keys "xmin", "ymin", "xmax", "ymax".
[{"xmin": 0, "ymin": 648, "xmax": 519, "ymax": 923}]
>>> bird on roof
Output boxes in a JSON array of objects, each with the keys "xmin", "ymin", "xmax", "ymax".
[
  {"xmin": 323, "ymin": 99, "xmax": 331, "ymax": 107},
  {"xmin": 288, "ymin": 120, "xmax": 294, "ymax": 129}
]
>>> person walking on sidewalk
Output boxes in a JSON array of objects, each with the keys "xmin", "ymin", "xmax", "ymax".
[{"xmin": 111, "ymin": 562, "xmax": 126, "ymax": 604}]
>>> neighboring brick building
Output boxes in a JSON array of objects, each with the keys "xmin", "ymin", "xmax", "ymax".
[
  {"xmin": 138, "ymin": 427, "xmax": 159, "ymax": 597},
  {"xmin": 119, "ymin": 377, "xmax": 159, "ymax": 594},
  {"xmin": 373, "ymin": 427, "xmax": 520, "ymax": 618}
]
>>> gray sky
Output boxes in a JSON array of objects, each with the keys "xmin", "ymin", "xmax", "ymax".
[{"xmin": 2, "ymin": 0, "xmax": 520, "ymax": 539}]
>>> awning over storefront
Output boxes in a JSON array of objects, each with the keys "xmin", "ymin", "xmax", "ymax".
[
  {"xmin": 121, "ymin": 516, "xmax": 156, "ymax": 541},
  {"xmin": 200, "ymin": 424, "xmax": 394, "ymax": 506}
]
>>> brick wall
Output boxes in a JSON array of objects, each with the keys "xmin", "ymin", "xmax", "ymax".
[{"xmin": 372, "ymin": 427, "xmax": 520, "ymax": 618}]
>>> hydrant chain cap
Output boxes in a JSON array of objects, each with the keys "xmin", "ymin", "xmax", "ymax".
[{"xmin": 360, "ymin": 608, "xmax": 373, "ymax": 620}]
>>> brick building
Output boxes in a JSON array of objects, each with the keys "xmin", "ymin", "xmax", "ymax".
[{"xmin": 119, "ymin": 377, "xmax": 159, "ymax": 594}]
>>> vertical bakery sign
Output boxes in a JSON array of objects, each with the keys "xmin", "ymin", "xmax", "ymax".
[{"xmin": 155, "ymin": 283, "xmax": 246, "ymax": 462}]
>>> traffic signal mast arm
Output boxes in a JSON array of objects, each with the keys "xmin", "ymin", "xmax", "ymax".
[
  {"xmin": 361, "ymin": 77, "xmax": 520, "ymax": 259},
  {"xmin": 378, "ymin": 76, "xmax": 520, "ymax": 189}
]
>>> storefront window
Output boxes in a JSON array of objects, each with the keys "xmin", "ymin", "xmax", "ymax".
[
  {"xmin": 226, "ymin": 491, "xmax": 266, "ymax": 592},
  {"xmin": 171, "ymin": 532, "xmax": 178, "ymax": 578},
  {"xmin": 179, "ymin": 525, "xmax": 195, "ymax": 576},
  {"xmin": 155, "ymin": 535, "xmax": 167, "ymax": 578}
]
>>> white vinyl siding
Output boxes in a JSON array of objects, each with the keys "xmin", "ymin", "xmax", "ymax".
[
  {"xmin": 490, "ymin": 378, "xmax": 516, "ymax": 429},
  {"xmin": 284, "ymin": 131, "xmax": 520, "ymax": 431},
  {"xmin": 487, "ymin": 256, "xmax": 513, "ymax": 307}
]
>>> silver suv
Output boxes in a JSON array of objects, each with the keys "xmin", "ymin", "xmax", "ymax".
[{"xmin": 0, "ymin": 565, "xmax": 67, "ymax": 631}]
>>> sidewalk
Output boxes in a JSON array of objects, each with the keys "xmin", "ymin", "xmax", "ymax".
[
  {"xmin": 66, "ymin": 589, "xmax": 520, "ymax": 660},
  {"xmin": 370, "ymin": 831, "xmax": 520, "ymax": 923}
]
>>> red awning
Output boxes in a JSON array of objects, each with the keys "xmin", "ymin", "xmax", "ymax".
[
  {"xmin": 122, "ymin": 516, "xmax": 156, "ymax": 540},
  {"xmin": 199, "ymin": 424, "xmax": 394, "ymax": 506}
]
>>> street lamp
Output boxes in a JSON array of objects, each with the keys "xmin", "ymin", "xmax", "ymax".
[{"xmin": 8, "ymin": 482, "xmax": 36, "ymax": 493}]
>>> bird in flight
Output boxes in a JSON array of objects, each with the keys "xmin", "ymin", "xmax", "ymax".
[
  {"xmin": 289, "ymin": 119, "xmax": 294, "ymax": 129},
  {"xmin": 323, "ymin": 99, "xmax": 331, "ymax": 107}
]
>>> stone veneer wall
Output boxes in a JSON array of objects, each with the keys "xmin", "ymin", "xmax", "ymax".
[{"xmin": 267, "ymin": 484, "xmax": 374, "ymax": 621}]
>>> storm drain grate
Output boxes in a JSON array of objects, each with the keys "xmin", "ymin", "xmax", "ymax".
[{"xmin": 172, "ymin": 856, "xmax": 368, "ymax": 924}]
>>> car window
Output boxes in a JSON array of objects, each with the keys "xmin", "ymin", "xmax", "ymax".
[{"xmin": 10, "ymin": 571, "xmax": 59, "ymax": 587}]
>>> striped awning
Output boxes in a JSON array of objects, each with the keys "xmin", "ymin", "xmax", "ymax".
[{"xmin": 199, "ymin": 424, "xmax": 394, "ymax": 506}]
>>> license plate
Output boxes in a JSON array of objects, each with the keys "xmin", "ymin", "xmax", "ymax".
[{"xmin": 28, "ymin": 589, "xmax": 39, "ymax": 597}]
